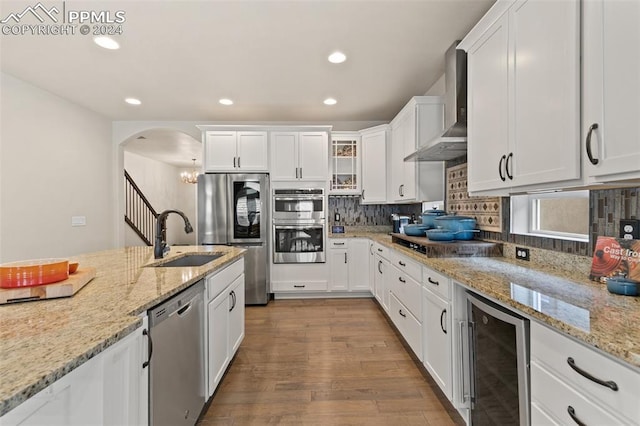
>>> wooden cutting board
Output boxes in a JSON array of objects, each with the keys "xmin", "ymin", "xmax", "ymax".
[{"xmin": 0, "ymin": 268, "xmax": 96, "ymax": 304}]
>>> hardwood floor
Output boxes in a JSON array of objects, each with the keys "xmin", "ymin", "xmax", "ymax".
[{"xmin": 198, "ymin": 298, "xmax": 463, "ymax": 425}]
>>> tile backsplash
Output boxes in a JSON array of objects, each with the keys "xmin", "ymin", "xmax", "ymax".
[{"xmin": 328, "ymin": 196, "xmax": 421, "ymax": 227}]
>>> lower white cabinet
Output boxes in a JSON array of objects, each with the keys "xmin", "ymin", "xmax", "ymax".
[
  {"xmin": 530, "ymin": 321, "xmax": 640, "ymax": 425},
  {"xmin": 0, "ymin": 321, "xmax": 149, "ymax": 426},
  {"xmin": 422, "ymin": 284, "xmax": 452, "ymax": 401},
  {"xmin": 206, "ymin": 260, "xmax": 245, "ymax": 397},
  {"xmin": 374, "ymin": 255, "xmax": 389, "ymax": 312},
  {"xmin": 389, "ymin": 292, "xmax": 422, "ymax": 360},
  {"xmin": 328, "ymin": 239, "xmax": 371, "ymax": 293}
]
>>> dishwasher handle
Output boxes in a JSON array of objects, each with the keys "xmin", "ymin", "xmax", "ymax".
[{"xmin": 142, "ymin": 328, "xmax": 153, "ymax": 369}]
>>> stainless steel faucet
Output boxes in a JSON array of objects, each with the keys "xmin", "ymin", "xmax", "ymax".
[{"xmin": 154, "ymin": 209, "xmax": 194, "ymax": 259}]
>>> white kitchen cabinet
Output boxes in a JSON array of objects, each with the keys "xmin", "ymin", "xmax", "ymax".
[
  {"xmin": 270, "ymin": 131, "xmax": 328, "ymax": 181},
  {"xmin": 530, "ymin": 321, "xmax": 640, "ymax": 425},
  {"xmin": 204, "ymin": 131, "xmax": 268, "ymax": 172},
  {"xmin": 205, "ymin": 259, "xmax": 245, "ymax": 397},
  {"xmin": 389, "ymin": 292, "xmax": 422, "ymax": 360},
  {"xmin": 102, "ymin": 318, "xmax": 149, "ymax": 426},
  {"xmin": 330, "ymin": 132, "xmax": 360, "ymax": 195},
  {"xmin": 1, "ymin": 322, "xmax": 149, "ymax": 426},
  {"xmin": 328, "ymin": 239, "xmax": 371, "ymax": 293},
  {"xmin": 388, "ymin": 97, "xmax": 445, "ymax": 203},
  {"xmin": 359, "ymin": 125, "xmax": 388, "ymax": 204},
  {"xmin": 583, "ymin": 0, "xmax": 640, "ymax": 183},
  {"xmin": 375, "ymin": 256, "xmax": 389, "ymax": 312},
  {"xmin": 462, "ymin": 0, "xmax": 581, "ymax": 194},
  {"xmin": 422, "ymin": 269, "xmax": 452, "ymax": 402}
]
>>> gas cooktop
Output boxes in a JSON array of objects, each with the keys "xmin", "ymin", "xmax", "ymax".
[{"xmin": 391, "ymin": 233, "xmax": 503, "ymax": 258}]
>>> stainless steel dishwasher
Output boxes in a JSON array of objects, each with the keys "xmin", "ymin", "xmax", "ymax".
[{"xmin": 148, "ymin": 280, "xmax": 205, "ymax": 426}]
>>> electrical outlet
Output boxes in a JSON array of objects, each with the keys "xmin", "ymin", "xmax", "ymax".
[
  {"xmin": 620, "ymin": 219, "xmax": 640, "ymax": 239},
  {"xmin": 515, "ymin": 247, "xmax": 530, "ymax": 261}
]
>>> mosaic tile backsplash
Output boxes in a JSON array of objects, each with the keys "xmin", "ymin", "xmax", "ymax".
[{"xmin": 328, "ymin": 197, "xmax": 422, "ymax": 227}]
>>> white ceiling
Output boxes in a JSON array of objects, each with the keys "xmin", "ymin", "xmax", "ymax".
[{"xmin": 0, "ymin": 0, "xmax": 494, "ymax": 165}]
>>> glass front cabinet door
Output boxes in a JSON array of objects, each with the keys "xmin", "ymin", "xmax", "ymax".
[{"xmin": 330, "ymin": 132, "xmax": 361, "ymax": 195}]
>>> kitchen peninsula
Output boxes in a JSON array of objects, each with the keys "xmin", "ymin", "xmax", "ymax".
[{"xmin": 0, "ymin": 245, "xmax": 245, "ymax": 418}]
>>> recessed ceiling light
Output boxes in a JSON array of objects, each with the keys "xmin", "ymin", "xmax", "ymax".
[
  {"xmin": 125, "ymin": 98, "xmax": 141, "ymax": 105},
  {"xmin": 219, "ymin": 98, "xmax": 234, "ymax": 106},
  {"xmin": 324, "ymin": 98, "xmax": 337, "ymax": 106},
  {"xmin": 328, "ymin": 51, "xmax": 347, "ymax": 64},
  {"xmin": 93, "ymin": 36, "xmax": 120, "ymax": 50}
]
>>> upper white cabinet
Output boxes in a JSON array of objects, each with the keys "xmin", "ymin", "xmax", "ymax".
[
  {"xmin": 388, "ymin": 96, "xmax": 445, "ymax": 203},
  {"xmin": 583, "ymin": 0, "xmax": 640, "ymax": 183},
  {"xmin": 461, "ymin": 0, "xmax": 581, "ymax": 195},
  {"xmin": 271, "ymin": 131, "xmax": 328, "ymax": 181},
  {"xmin": 359, "ymin": 125, "xmax": 388, "ymax": 204},
  {"xmin": 203, "ymin": 130, "xmax": 268, "ymax": 172},
  {"xmin": 330, "ymin": 132, "xmax": 360, "ymax": 195}
]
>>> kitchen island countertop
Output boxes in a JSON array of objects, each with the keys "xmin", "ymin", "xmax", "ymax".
[{"xmin": 0, "ymin": 245, "xmax": 245, "ymax": 416}]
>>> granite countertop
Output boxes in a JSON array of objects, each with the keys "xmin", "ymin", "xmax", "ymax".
[
  {"xmin": 334, "ymin": 230, "xmax": 640, "ymax": 371},
  {"xmin": 0, "ymin": 245, "xmax": 245, "ymax": 416}
]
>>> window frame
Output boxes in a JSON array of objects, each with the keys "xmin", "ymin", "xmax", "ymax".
[{"xmin": 510, "ymin": 190, "xmax": 589, "ymax": 242}]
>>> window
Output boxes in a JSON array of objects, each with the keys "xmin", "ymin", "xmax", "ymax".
[{"xmin": 511, "ymin": 190, "xmax": 589, "ymax": 242}]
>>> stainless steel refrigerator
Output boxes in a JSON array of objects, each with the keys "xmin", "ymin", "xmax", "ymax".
[{"xmin": 197, "ymin": 173, "xmax": 270, "ymax": 304}]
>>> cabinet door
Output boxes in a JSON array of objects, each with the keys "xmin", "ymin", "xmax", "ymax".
[
  {"xmin": 204, "ymin": 131, "xmax": 238, "ymax": 172},
  {"xmin": 348, "ymin": 239, "xmax": 371, "ymax": 291},
  {"xmin": 299, "ymin": 132, "xmax": 328, "ymax": 181},
  {"xmin": 401, "ymin": 113, "xmax": 417, "ymax": 201},
  {"xmin": 329, "ymin": 248, "xmax": 349, "ymax": 291},
  {"xmin": 270, "ymin": 132, "xmax": 299, "ymax": 180},
  {"xmin": 361, "ymin": 128, "xmax": 387, "ymax": 203},
  {"xmin": 102, "ymin": 324, "xmax": 148, "ymax": 426},
  {"xmin": 207, "ymin": 290, "xmax": 230, "ymax": 396},
  {"xmin": 237, "ymin": 131, "xmax": 268, "ymax": 171},
  {"xmin": 390, "ymin": 119, "xmax": 406, "ymax": 202},
  {"xmin": 228, "ymin": 275, "xmax": 245, "ymax": 355},
  {"xmin": 423, "ymin": 289, "xmax": 452, "ymax": 401},
  {"xmin": 510, "ymin": 0, "xmax": 580, "ymax": 187},
  {"xmin": 374, "ymin": 255, "xmax": 386, "ymax": 307},
  {"xmin": 583, "ymin": 0, "xmax": 640, "ymax": 181},
  {"xmin": 467, "ymin": 12, "xmax": 510, "ymax": 193}
]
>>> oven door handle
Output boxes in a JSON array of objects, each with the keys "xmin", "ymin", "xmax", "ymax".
[
  {"xmin": 273, "ymin": 196, "xmax": 324, "ymax": 201},
  {"xmin": 274, "ymin": 225, "xmax": 324, "ymax": 230}
]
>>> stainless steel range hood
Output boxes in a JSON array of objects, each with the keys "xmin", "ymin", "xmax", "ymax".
[{"xmin": 405, "ymin": 42, "xmax": 467, "ymax": 162}]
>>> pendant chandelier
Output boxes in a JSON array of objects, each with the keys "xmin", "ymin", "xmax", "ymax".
[{"xmin": 181, "ymin": 158, "xmax": 199, "ymax": 184}]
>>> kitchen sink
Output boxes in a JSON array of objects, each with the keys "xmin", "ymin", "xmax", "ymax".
[{"xmin": 152, "ymin": 253, "xmax": 224, "ymax": 267}]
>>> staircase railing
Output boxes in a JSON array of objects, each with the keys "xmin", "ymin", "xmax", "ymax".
[{"xmin": 124, "ymin": 170, "xmax": 158, "ymax": 246}]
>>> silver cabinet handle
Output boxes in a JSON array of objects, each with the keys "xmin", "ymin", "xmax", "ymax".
[
  {"xmin": 586, "ymin": 123, "xmax": 599, "ymax": 165},
  {"xmin": 458, "ymin": 321, "xmax": 467, "ymax": 403}
]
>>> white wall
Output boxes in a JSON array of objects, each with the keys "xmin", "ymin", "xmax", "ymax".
[
  {"xmin": 0, "ymin": 73, "xmax": 115, "ymax": 262},
  {"xmin": 124, "ymin": 152, "xmax": 196, "ymax": 246},
  {"xmin": 424, "ymin": 74, "xmax": 445, "ymax": 96}
]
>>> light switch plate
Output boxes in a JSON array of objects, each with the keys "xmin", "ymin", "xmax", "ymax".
[{"xmin": 71, "ymin": 216, "xmax": 86, "ymax": 227}]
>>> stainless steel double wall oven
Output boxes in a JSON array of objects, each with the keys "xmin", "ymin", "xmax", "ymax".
[{"xmin": 272, "ymin": 188, "xmax": 325, "ymax": 263}]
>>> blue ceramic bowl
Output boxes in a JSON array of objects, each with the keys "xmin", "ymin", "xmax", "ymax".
[{"xmin": 607, "ymin": 276, "xmax": 639, "ymax": 296}]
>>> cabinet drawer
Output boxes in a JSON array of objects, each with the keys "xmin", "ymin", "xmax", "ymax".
[
  {"xmin": 389, "ymin": 269, "xmax": 421, "ymax": 319},
  {"xmin": 531, "ymin": 321, "xmax": 640, "ymax": 422},
  {"xmin": 531, "ymin": 361, "xmax": 625, "ymax": 426},
  {"xmin": 422, "ymin": 266, "xmax": 450, "ymax": 300},
  {"xmin": 372, "ymin": 242, "xmax": 388, "ymax": 260},
  {"xmin": 328, "ymin": 239, "xmax": 348, "ymax": 249},
  {"xmin": 271, "ymin": 281, "xmax": 327, "ymax": 292},
  {"xmin": 206, "ymin": 258, "xmax": 244, "ymax": 300},
  {"xmin": 389, "ymin": 293, "xmax": 422, "ymax": 361},
  {"xmin": 388, "ymin": 250, "xmax": 421, "ymax": 282}
]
